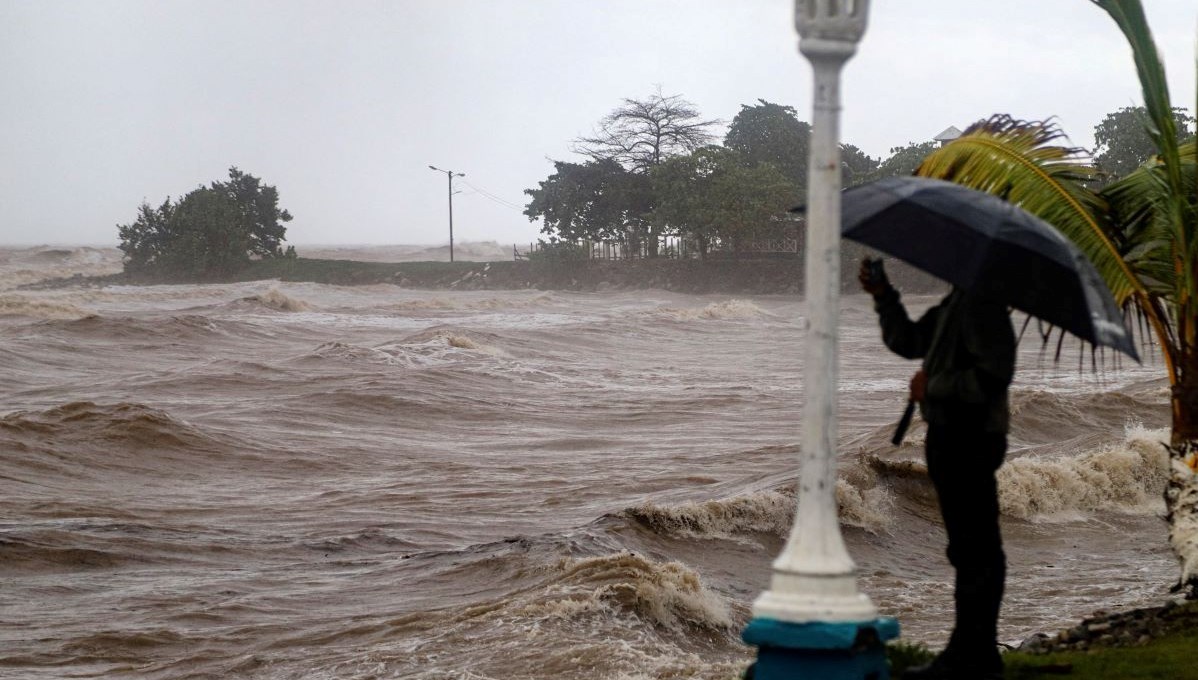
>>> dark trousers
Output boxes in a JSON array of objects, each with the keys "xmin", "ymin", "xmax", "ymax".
[{"xmin": 925, "ymin": 419, "xmax": 1007, "ymax": 667}]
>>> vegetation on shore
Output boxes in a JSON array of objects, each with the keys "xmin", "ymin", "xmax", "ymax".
[
  {"xmin": 117, "ymin": 168, "xmax": 295, "ymax": 278},
  {"xmin": 29, "ymin": 251, "xmax": 947, "ymax": 296},
  {"xmin": 883, "ymin": 600, "xmax": 1198, "ymax": 678}
]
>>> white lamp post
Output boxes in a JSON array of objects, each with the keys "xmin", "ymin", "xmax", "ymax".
[
  {"xmin": 753, "ymin": 0, "xmax": 874, "ymax": 625},
  {"xmin": 742, "ymin": 2, "xmax": 897, "ymax": 677}
]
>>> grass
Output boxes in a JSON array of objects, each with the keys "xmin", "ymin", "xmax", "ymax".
[
  {"xmin": 1002, "ymin": 627, "xmax": 1198, "ymax": 679},
  {"xmin": 884, "ymin": 602, "xmax": 1198, "ymax": 679}
]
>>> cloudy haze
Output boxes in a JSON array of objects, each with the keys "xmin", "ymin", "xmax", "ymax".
[{"xmin": 2, "ymin": 0, "xmax": 1195, "ymax": 247}]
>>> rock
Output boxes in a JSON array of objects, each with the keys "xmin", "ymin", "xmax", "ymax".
[{"xmin": 1018, "ymin": 633, "xmax": 1050, "ymax": 653}]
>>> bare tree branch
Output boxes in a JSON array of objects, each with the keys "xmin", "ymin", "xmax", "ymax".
[{"xmin": 572, "ymin": 87, "xmax": 721, "ymax": 173}]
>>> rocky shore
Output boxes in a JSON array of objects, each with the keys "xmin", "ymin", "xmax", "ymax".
[{"xmin": 1017, "ymin": 599, "xmax": 1197, "ymax": 654}]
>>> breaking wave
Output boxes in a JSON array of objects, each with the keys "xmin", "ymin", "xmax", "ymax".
[
  {"xmin": 236, "ymin": 287, "xmax": 312, "ymax": 312},
  {"xmin": 398, "ymin": 327, "xmax": 508, "ymax": 356},
  {"xmin": 653, "ymin": 299, "xmax": 768, "ymax": 322},
  {"xmin": 869, "ymin": 425, "xmax": 1171, "ymax": 522},
  {"xmin": 530, "ymin": 552, "xmax": 735, "ymax": 631},
  {"xmin": 306, "ymin": 330, "xmax": 507, "ymax": 368},
  {"xmin": 998, "ymin": 424, "xmax": 1170, "ymax": 520},
  {"xmin": 625, "ymin": 480, "xmax": 894, "ymax": 538},
  {"xmin": 0, "ymin": 294, "xmax": 92, "ymax": 319}
]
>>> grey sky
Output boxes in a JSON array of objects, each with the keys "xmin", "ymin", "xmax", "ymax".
[{"xmin": 2, "ymin": 0, "xmax": 1195, "ymax": 247}]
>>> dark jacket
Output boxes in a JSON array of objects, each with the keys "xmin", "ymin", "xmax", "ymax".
[{"xmin": 873, "ymin": 286, "xmax": 1016, "ymax": 433}]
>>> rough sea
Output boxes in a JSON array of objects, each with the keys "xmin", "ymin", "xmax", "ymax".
[{"xmin": 0, "ymin": 244, "xmax": 1177, "ymax": 679}]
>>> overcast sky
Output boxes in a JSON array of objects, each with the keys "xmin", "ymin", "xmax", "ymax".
[{"xmin": 2, "ymin": 0, "xmax": 1196, "ymax": 247}]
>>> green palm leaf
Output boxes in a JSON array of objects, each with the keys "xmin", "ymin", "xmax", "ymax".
[
  {"xmin": 915, "ymin": 115, "xmax": 1147, "ymax": 308},
  {"xmin": 1101, "ymin": 142, "xmax": 1197, "ymax": 296}
]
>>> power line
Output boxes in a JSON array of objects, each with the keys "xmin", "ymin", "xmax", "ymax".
[{"xmin": 460, "ymin": 179, "xmax": 524, "ymax": 211}]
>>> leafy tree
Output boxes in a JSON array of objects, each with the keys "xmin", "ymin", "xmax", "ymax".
[
  {"xmin": 531, "ymin": 89, "xmax": 717, "ymax": 256},
  {"xmin": 865, "ymin": 141, "xmax": 939, "ymax": 182},
  {"xmin": 725, "ymin": 100, "xmax": 811, "ymax": 192},
  {"xmin": 117, "ymin": 198, "xmax": 174, "ymax": 275},
  {"xmin": 841, "ymin": 143, "xmax": 879, "ymax": 187},
  {"xmin": 523, "ymin": 159, "xmax": 641, "ymax": 243},
  {"xmin": 650, "ymin": 146, "xmax": 795, "ymax": 257},
  {"xmin": 117, "ymin": 167, "xmax": 292, "ymax": 277},
  {"xmin": 1093, "ymin": 105, "xmax": 1195, "ymax": 181},
  {"xmin": 573, "ymin": 87, "xmax": 720, "ymax": 173},
  {"xmin": 914, "ymin": 0, "xmax": 1198, "ymax": 597}
]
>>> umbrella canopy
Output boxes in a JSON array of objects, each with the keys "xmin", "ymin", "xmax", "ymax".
[{"xmin": 838, "ymin": 175, "xmax": 1139, "ymax": 361}]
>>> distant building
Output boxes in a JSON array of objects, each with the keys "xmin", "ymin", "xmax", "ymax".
[{"xmin": 934, "ymin": 125, "xmax": 963, "ymax": 146}]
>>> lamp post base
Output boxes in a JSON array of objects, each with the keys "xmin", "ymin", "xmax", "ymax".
[{"xmin": 742, "ymin": 616, "xmax": 900, "ymax": 680}]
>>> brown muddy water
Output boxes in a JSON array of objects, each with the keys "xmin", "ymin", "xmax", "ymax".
[{"xmin": 0, "ymin": 245, "xmax": 1179, "ymax": 679}]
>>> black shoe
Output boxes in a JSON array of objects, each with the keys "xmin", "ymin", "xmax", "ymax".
[{"xmin": 900, "ymin": 656, "xmax": 1002, "ymax": 680}]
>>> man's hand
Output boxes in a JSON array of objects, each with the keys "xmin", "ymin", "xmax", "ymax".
[
  {"xmin": 910, "ymin": 369, "xmax": 927, "ymax": 403},
  {"xmin": 858, "ymin": 257, "xmax": 891, "ymax": 296}
]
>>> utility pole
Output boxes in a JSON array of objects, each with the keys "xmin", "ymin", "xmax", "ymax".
[{"xmin": 428, "ymin": 165, "xmax": 464, "ymax": 262}]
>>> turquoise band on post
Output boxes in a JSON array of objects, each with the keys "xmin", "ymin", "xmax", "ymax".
[{"xmin": 742, "ymin": 617, "xmax": 900, "ymax": 680}]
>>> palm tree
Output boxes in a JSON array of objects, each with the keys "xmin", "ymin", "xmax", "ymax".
[{"xmin": 913, "ymin": 0, "xmax": 1198, "ymax": 598}]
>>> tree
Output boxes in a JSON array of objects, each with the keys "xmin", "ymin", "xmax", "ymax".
[
  {"xmin": 523, "ymin": 159, "xmax": 641, "ymax": 243},
  {"xmin": 914, "ymin": 0, "xmax": 1198, "ymax": 597},
  {"xmin": 1093, "ymin": 105, "xmax": 1195, "ymax": 181},
  {"xmin": 724, "ymin": 100, "xmax": 812, "ymax": 193},
  {"xmin": 650, "ymin": 146, "xmax": 795, "ymax": 257},
  {"xmin": 530, "ymin": 89, "xmax": 717, "ymax": 256},
  {"xmin": 865, "ymin": 140, "xmax": 939, "ymax": 182},
  {"xmin": 573, "ymin": 87, "xmax": 720, "ymax": 174},
  {"xmin": 840, "ymin": 143, "xmax": 880, "ymax": 187},
  {"xmin": 117, "ymin": 167, "xmax": 292, "ymax": 277}
]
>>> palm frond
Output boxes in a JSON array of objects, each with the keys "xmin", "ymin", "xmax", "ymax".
[
  {"xmin": 1091, "ymin": 1, "xmax": 1185, "ymax": 187},
  {"xmin": 1093, "ymin": 1, "xmax": 1195, "ymax": 331},
  {"xmin": 1101, "ymin": 142, "xmax": 1197, "ymax": 297},
  {"xmin": 916, "ymin": 115, "xmax": 1147, "ymax": 308}
]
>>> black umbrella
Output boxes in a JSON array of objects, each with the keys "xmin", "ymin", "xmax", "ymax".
[{"xmin": 838, "ymin": 175, "xmax": 1139, "ymax": 362}]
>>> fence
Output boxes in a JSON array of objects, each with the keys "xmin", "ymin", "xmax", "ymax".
[{"xmin": 513, "ymin": 235, "xmax": 800, "ymax": 261}]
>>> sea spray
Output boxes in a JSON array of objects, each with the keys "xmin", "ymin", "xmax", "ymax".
[{"xmin": 998, "ymin": 424, "xmax": 1170, "ymax": 520}]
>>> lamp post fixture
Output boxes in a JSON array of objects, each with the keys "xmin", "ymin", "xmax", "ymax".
[
  {"xmin": 428, "ymin": 165, "xmax": 464, "ymax": 262},
  {"xmin": 742, "ymin": 1, "xmax": 898, "ymax": 677}
]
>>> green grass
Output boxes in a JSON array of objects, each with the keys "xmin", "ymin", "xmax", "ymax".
[
  {"xmin": 1002, "ymin": 627, "xmax": 1198, "ymax": 679},
  {"xmin": 882, "ymin": 608, "xmax": 1198, "ymax": 679}
]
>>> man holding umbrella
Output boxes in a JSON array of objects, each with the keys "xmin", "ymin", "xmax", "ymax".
[
  {"xmin": 860, "ymin": 258, "xmax": 1014, "ymax": 680},
  {"xmin": 841, "ymin": 175, "xmax": 1139, "ymax": 678}
]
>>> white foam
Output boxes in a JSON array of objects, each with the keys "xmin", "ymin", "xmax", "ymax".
[
  {"xmin": 654, "ymin": 299, "xmax": 768, "ymax": 321},
  {"xmin": 544, "ymin": 552, "xmax": 735, "ymax": 631},
  {"xmin": 999, "ymin": 424, "xmax": 1170, "ymax": 521},
  {"xmin": 247, "ymin": 287, "xmax": 312, "ymax": 312}
]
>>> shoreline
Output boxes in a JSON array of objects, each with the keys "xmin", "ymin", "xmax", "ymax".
[{"xmin": 19, "ymin": 256, "xmax": 948, "ymax": 296}]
